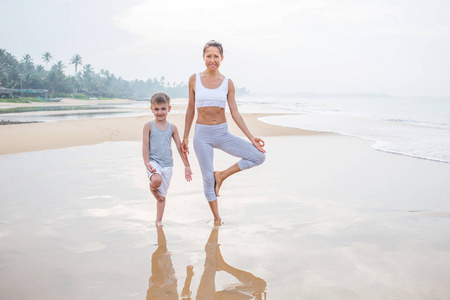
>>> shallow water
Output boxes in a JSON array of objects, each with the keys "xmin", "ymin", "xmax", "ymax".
[
  {"xmin": 240, "ymin": 94, "xmax": 450, "ymax": 163},
  {"xmin": 1, "ymin": 137, "xmax": 450, "ymax": 299},
  {"xmin": 0, "ymin": 110, "xmax": 147, "ymax": 124},
  {"xmin": 0, "ymin": 110, "xmax": 187, "ymax": 124},
  {"xmin": 0, "ymin": 101, "xmax": 186, "ymax": 124}
]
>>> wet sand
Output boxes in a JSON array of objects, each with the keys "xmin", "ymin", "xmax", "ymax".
[
  {"xmin": 1, "ymin": 100, "xmax": 450, "ymax": 299},
  {"xmin": 0, "ymin": 106, "xmax": 314, "ymax": 155},
  {"xmin": 1, "ymin": 137, "xmax": 450, "ymax": 299}
]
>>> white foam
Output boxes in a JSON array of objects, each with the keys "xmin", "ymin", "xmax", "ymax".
[{"xmin": 259, "ymin": 114, "xmax": 450, "ymax": 163}]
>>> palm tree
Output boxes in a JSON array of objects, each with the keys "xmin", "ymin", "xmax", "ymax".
[
  {"xmin": 46, "ymin": 69, "xmax": 64, "ymax": 97},
  {"xmin": 55, "ymin": 61, "xmax": 66, "ymax": 72},
  {"xmin": 21, "ymin": 54, "xmax": 32, "ymax": 64},
  {"xmin": 83, "ymin": 64, "xmax": 93, "ymax": 73},
  {"xmin": 41, "ymin": 52, "xmax": 53, "ymax": 69},
  {"xmin": 81, "ymin": 64, "xmax": 95, "ymax": 94},
  {"xmin": 35, "ymin": 65, "xmax": 46, "ymax": 84},
  {"xmin": 70, "ymin": 54, "xmax": 82, "ymax": 73},
  {"xmin": 20, "ymin": 54, "xmax": 34, "ymax": 88},
  {"xmin": 46, "ymin": 65, "xmax": 67, "ymax": 96},
  {"xmin": 0, "ymin": 49, "xmax": 20, "ymax": 89}
]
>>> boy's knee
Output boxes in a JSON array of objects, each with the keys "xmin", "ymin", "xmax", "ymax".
[
  {"xmin": 149, "ymin": 182, "xmax": 161, "ymax": 192},
  {"xmin": 150, "ymin": 175, "xmax": 162, "ymax": 188},
  {"xmin": 156, "ymin": 195, "xmax": 166, "ymax": 202}
]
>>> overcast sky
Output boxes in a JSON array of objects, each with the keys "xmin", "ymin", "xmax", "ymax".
[{"xmin": 1, "ymin": 0, "xmax": 449, "ymax": 97}]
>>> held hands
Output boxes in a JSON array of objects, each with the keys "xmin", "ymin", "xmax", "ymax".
[
  {"xmin": 185, "ymin": 167, "xmax": 193, "ymax": 182},
  {"xmin": 146, "ymin": 162, "xmax": 156, "ymax": 173},
  {"xmin": 251, "ymin": 137, "xmax": 266, "ymax": 153},
  {"xmin": 181, "ymin": 138, "xmax": 190, "ymax": 159}
]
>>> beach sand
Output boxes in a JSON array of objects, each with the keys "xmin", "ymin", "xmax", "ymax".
[
  {"xmin": 0, "ymin": 97, "xmax": 315, "ymax": 155},
  {"xmin": 1, "ymin": 99, "xmax": 450, "ymax": 299}
]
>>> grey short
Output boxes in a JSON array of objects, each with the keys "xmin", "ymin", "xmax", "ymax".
[{"xmin": 146, "ymin": 160, "xmax": 173, "ymax": 197}]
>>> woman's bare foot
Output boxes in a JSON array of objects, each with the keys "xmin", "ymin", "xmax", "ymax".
[
  {"xmin": 214, "ymin": 164, "xmax": 241, "ymax": 197},
  {"xmin": 214, "ymin": 217, "xmax": 223, "ymax": 226},
  {"xmin": 208, "ymin": 200, "xmax": 222, "ymax": 226},
  {"xmin": 214, "ymin": 171, "xmax": 225, "ymax": 197}
]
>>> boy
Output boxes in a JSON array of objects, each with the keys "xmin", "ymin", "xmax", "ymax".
[{"xmin": 142, "ymin": 92, "xmax": 192, "ymax": 226}]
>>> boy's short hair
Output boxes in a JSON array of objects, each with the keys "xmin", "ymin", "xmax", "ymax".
[{"xmin": 150, "ymin": 92, "xmax": 170, "ymax": 106}]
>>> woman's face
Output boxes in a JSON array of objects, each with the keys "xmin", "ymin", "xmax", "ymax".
[{"xmin": 203, "ymin": 46, "xmax": 223, "ymax": 71}]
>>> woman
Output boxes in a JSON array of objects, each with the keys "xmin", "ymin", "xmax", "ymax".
[{"xmin": 182, "ymin": 40, "xmax": 266, "ymax": 226}]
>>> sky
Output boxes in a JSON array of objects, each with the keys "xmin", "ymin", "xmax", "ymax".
[{"xmin": 1, "ymin": 0, "xmax": 450, "ymax": 97}]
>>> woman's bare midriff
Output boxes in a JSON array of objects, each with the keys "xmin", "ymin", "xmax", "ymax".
[{"xmin": 196, "ymin": 107, "xmax": 227, "ymax": 125}]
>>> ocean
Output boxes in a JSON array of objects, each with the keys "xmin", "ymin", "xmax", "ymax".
[
  {"xmin": 238, "ymin": 94, "xmax": 450, "ymax": 163},
  {"xmin": 2, "ymin": 95, "xmax": 449, "ymax": 163}
]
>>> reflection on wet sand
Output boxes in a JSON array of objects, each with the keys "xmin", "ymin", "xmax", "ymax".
[
  {"xmin": 147, "ymin": 227, "xmax": 267, "ymax": 300},
  {"xmin": 197, "ymin": 228, "xmax": 267, "ymax": 300},
  {"xmin": 147, "ymin": 226, "xmax": 194, "ymax": 299}
]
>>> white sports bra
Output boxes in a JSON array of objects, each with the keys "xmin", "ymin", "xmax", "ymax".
[{"xmin": 195, "ymin": 73, "xmax": 229, "ymax": 108}]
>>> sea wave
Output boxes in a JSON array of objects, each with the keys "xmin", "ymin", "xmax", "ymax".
[{"xmin": 259, "ymin": 114, "xmax": 450, "ymax": 163}]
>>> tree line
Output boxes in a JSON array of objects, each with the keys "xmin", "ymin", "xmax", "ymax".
[{"xmin": 0, "ymin": 49, "xmax": 247, "ymax": 99}]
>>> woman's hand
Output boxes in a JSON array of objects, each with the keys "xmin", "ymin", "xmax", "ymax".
[
  {"xmin": 251, "ymin": 137, "xmax": 266, "ymax": 153},
  {"xmin": 185, "ymin": 167, "xmax": 193, "ymax": 182},
  {"xmin": 181, "ymin": 138, "xmax": 190, "ymax": 158}
]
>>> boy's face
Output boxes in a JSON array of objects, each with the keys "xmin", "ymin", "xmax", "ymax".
[{"xmin": 151, "ymin": 102, "xmax": 171, "ymax": 121}]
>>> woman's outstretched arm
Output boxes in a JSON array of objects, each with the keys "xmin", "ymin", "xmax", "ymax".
[{"xmin": 182, "ymin": 74, "xmax": 196, "ymax": 158}]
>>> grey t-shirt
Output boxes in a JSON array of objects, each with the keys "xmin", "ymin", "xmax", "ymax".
[{"xmin": 149, "ymin": 121, "xmax": 173, "ymax": 167}]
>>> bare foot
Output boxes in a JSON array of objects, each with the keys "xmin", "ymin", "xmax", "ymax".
[
  {"xmin": 214, "ymin": 171, "xmax": 225, "ymax": 197},
  {"xmin": 214, "ymin": 218, "xmax": 223, "ymax": 226}
]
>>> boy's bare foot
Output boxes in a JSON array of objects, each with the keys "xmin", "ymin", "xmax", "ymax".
[{"xmin": 214, "ymin": 171, "xmax": 225, "ymax": 197}]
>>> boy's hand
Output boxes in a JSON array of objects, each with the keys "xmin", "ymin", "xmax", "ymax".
[
  {"xmin": 146, "ymin": 163, "xmax": 156, "ymax": 173},
  {"xmin": 185, "ymin": 167, "xmax": 192, "ymax": 182}
]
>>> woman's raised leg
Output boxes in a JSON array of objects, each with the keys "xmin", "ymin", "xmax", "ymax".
[{"xmin": 214, "ymin": 132, "xmax": 265, "ymax": 196}]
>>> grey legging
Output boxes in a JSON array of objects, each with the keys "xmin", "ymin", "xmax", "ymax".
[{"xmin": 193, "ymin": 122, "xmax": 265, "ymax": 202}]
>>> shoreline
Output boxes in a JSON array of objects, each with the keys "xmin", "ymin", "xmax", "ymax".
[
  {"xmin": 0, "ymin": 97, "xmax": 329, "ymax": 155},
  {"xmin": 0, "ymin": 97, "xmax": 139, "ymax": 108},
  {"xmin": 2, "ymin": 97, "xmax": 448, "ymax": 165},
  {"xmin": 0, "ymin": 112, "xmax": 326, "ymax": 156},
  {"xmin": 258, "ymin": 116, "xmax": 450, "ymax": 165}
]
